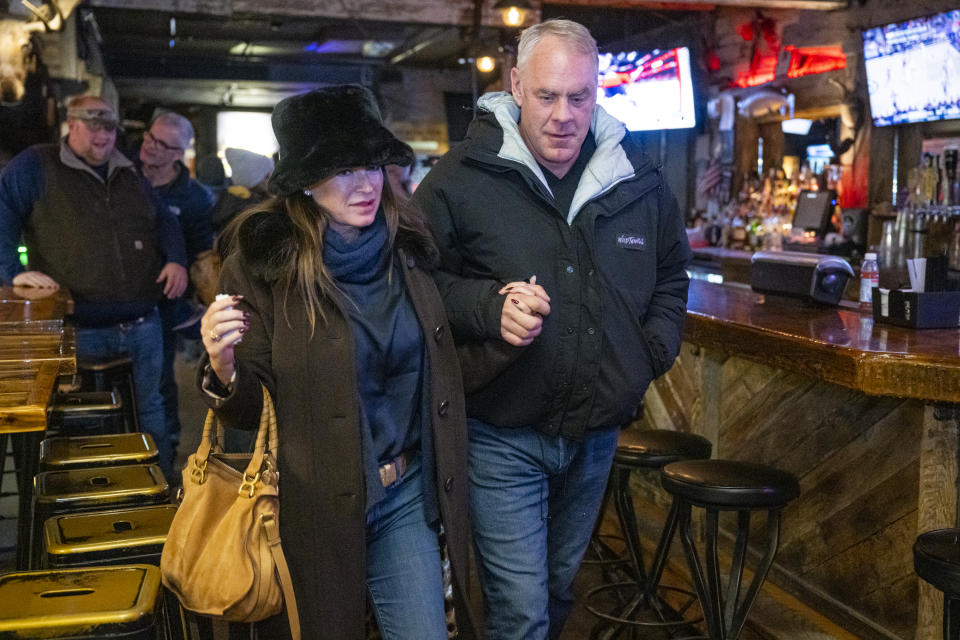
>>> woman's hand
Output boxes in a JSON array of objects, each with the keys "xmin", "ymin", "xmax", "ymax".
[
  {"xmin": 498, "ymin": 277, "xmax": 551, "ymax": 347},
  {"xmin": 200, "ymin": 294, "xmax": 248, "ymax": 386}
]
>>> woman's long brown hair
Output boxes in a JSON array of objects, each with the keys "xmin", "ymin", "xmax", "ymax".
[{"xmin": 224, "ymin": 171, "xmax": 436, "ymax": 334}]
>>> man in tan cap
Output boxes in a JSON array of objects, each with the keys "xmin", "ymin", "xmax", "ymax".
[{"xmin": 0, "ymin": 94, "xmax": 188, "ymax": 479}]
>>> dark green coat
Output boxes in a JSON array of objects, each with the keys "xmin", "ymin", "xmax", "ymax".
[{"xmin": 201, "ymin": 210, "xmax": 478, "ymax": 639}]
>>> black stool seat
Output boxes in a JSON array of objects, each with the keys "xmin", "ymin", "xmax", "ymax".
[
  {"xmin": 661, "ymin": 459, "xmax": 799, "ymax": 509},
  {"xmin": 915, "ymin": 528, "xmax": 960, "ymax": 640},
  {"xmin": 616, "ymin": 429, "xmax": 713, "ymax": 468},
  {"xmin": 916, "ymin": 529, "xmax": 960, "ymax": 593}
]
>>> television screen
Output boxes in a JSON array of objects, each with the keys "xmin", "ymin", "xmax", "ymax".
[
  {"xmin": 863, "ymin": 10, "xmax": 960, "ymax": 127},
  {"xmin": 597, "ymin": 47, "xmax": 697, "ymax": 131}
]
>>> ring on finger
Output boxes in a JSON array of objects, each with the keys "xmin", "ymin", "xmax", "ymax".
[{"xmin": 209, "ymin": 331, "xmax": 221, "ymax": 343}]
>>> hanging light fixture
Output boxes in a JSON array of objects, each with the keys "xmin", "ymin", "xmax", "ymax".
[
  {"xmin": 492, "ymin": 0, "xmax": 532, "ymax": 27},
  {"xmin": 475, "ymin": 55, "xmax": 496, "ymax": 72}
]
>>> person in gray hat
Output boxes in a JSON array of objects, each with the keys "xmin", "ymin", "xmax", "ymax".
[
  {"xmin": 0, "ymin": 94, "xmax": 188, "ymax": 479},
  {"xmin": 197, "ymin": 85, "xmax": 479, "ymax": 640}
]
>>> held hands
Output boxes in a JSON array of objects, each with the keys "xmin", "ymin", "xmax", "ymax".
[
  {"xmin": 499, "ymin": 276, "xmax": 551, "ymax": 347},
  {"xmin": 157, "ymin": 262, "xmax": 188, "ymax": 299},
  {"xmin": 200, "ymin": 294, "xmax": 249, "ymax": 386},
  {"xmin": 12, "ymin": 271, "xmax": 59, "ymax": 290}
]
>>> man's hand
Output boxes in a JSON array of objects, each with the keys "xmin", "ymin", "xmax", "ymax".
[
  {"xmin": 12, "ymin": 271, "xmax": 59, "ymax": 289},
  {"xmin": 157, "ymin": 262, "xmax": 188, "ymax": 299}
]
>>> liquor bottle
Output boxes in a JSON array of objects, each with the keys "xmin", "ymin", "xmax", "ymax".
[{"xmin": 859, "ymin": 252, "xmax": 879, "ymax": 312}]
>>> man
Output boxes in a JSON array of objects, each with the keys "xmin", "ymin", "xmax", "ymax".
[
  {"xmin": 139, "ymin": 111, "xmax": 214, "ymax": 474},
  {"xmin": 412, "ymin": 19, "xmax": 691, "ymax": 640},
  {"xmin": 0, "ymin": 95, "xmax": 187, "ymax": 479}
]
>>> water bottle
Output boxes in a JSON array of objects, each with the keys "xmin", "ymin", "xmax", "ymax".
[{"xmin": 859, "ymin": 252, "xmax": 879, "ymax": 312}]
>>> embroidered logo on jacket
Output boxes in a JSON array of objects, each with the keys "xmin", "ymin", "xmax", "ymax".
[{"xmin": 616, "ymin": 234, "xmax": 646, "ymax": 250}]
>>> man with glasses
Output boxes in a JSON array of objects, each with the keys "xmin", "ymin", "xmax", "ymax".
[
  {"xmin": 139, "ymin": 112, "xmax": 214, "ymax": 477},
  {"xmin": 0, "ymin": 94, "xmax": 188, "ymax": 479}
]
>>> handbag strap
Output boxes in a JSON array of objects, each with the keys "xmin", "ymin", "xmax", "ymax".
[
  {"xmin": 240, "ymin": 385, "xmax": 277, "ymax": 481},
  {"xmin": 196, "ymin": 385, "xmax": 280, "ymax": 475},
  {"xmin": 262, "ymin": 514, "xmax": 301, "ymax": 640}
]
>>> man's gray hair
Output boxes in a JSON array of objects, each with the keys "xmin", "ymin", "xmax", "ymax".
[
  {"xmin": 152, "ymin": 111, "xmax": 194, "ymax": 149},
  {"xmin": 516, "ymin": 19, "xmax": 598, "ymax": 74}
]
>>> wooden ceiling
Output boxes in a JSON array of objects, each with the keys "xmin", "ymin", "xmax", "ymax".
[
  {"xmin": 73, "ymin": 0, "xmax": 844, "ymax": 106},
  {"xmin": 87, "ymin": 0, "xmax": 845, "ymax": 22}
]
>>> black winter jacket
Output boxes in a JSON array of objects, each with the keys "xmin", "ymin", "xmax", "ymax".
[{"xmin": 412, "ymin": 92, "xmax": 692, "ymax": 438}]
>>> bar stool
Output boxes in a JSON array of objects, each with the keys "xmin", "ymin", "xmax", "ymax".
[
  {"xmin": 39, "ymin": 432, "xmax": 159, "ymax": 471},
  {"xmin": 914, "ymin": 528, "xmax": 960, "ymax": 639},
  {"xmin": 29, "ymin": 464, "xmax": 169, "ymax": 569},
  {"xmin": 78, "ymin": 356, "xmax": 139, "ymax": 433},
  {"xmin": 586, "ymin": 428, "xmax": 712, "ymax": 636},
  {"xmin": 44, "ymin": 504, "xmax": 177, "ymax": 568},
  {"xmin": 661, "ymin": 459, "xmax": 800, "ymax": 640},
  {"xmin": 0, "ymin": 564, "xmax": 162, "ymax": 638},
  {"xmin": 42, "ymin": 503, "xmax": 194, "ymax": 640},
  {"xmin": 46, "ymin": 390, "xmax": 125, "ymax": 435}
]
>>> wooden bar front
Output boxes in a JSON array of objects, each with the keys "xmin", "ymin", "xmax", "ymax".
[
  {"xmin": 642, "ymin": 279, "xmax": 960, "ymax": 640},
  {"xmin": 0, "ymin": 287, "xmax": 76, "ymax": 432}
]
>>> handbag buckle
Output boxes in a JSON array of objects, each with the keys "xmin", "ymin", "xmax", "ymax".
[
  {"xmin": 239, "ymin": 471, "xmax": 261, "ymax": 498},
  {"xmin": 191, "ymin": 459, "xmax": 208, "ymax": 484}
]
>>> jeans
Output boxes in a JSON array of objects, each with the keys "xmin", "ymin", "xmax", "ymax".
[
  {"xmin": 469, "ymin": 419, "xmax": 619, "ymax": 640},
  {"xmin": 366, "ymin": 455, "xmax": 448, "ymax": 640},
  {"xmin": 75, "ymin": 309, "xmax": 171, "ymax": 479}
]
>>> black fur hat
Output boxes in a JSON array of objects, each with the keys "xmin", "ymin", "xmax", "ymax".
[{"xmin": 268, "ymin": 85, "xmax": 414, "ymax": 198}]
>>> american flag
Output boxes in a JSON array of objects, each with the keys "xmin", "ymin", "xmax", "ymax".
[{"xmin": 697, "ymin": 160, "xmax": 724, "ymax": 195}]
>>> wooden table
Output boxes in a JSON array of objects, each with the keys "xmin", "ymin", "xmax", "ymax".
[{"xmin": 0, "ymin": 286, "xmax": 75, "ymax": 569}]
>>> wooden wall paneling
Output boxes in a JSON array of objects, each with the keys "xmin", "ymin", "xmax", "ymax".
[
  {"xmin": 731, "ymin": 379, "xmax": 903, "ymax": 478},
  {"xmin": 805, "ymin": 510, "xmax": 918, "ymax": 640},
  {"xmin": 693, "ymin": 346, "xmax": 724, "ymax": 448},
  {"xmin": 914, "ymin": 404, "xmax": 959, "ymax": 640},
  {"xmin": 643, "ymin": 343, "xmax": 699, "ymax": 433},
  {"xmin": 778, "ymin": 400, "xmax": 922, "ymax": 551},
  {"xmin": 778, "ymin": 465, "xmax": 917, "ymax": 575},
  {"xmin": 717, "ymin": 365, "xmax": 816, "ymax": 464}
]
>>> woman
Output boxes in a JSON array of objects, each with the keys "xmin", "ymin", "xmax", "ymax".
[{"xmin": 198, "ymin": 85, "xmax": 477, "ymax": 640}]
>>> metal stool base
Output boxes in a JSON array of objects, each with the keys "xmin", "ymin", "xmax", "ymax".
[{"xmin": 586, "ymin": 581, "xmax": 703, "ymax": 637}]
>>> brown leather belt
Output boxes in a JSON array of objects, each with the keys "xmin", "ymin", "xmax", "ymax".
[{"xmin": 378, "ymin": 450, "xmax": 416, "ymax": 488}]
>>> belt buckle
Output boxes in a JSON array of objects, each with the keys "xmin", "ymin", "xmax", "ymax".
[{"xmin": 378, "ymin": 452, "xmax": 410, "ymax": 488}]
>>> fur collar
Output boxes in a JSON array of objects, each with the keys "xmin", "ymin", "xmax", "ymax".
[{"xmin": 237, "ymin": 210, "xmax": 436, "ymax": 282}]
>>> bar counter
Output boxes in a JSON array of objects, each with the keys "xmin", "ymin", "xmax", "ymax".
[
  {"xmin": 685, "ymin": 279, "xmax": 960, "ymax": 403},
  {"xmin": 642, "ymin": 279, "xmax": 960, "ymax": 640}
]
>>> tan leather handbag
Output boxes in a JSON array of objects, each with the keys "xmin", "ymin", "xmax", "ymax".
[{"xmin": 161, "ymin": 386, "xmax": 301, "ymax": 639}]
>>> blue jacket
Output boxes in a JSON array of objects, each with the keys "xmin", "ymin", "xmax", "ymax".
[
  {"xmin": 412, "ymin": 92, "xmax": 692, "ymax": 437},
  {"xmin": 149, "ymin": 161, "xmax": 214, "ymax": 264}
]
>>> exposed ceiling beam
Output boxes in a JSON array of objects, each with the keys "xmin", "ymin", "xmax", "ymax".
[
  {"xmin": 549, "ymin": 0, "xmax": 846, "ymax": 9},
  {"xmin": 103, "ymin": 50, "xmax": 372, "ymax": 83},
  {"xmin": 389, "ymin": 27, "xmax": 451, "ymax": 65},
  {"xmin": 112, "ymin": 77, "xmax": 325, "ymax": 107},
  {"xmin": 87, "ymin": 0, "xmax": 544, "ymax": 27}
]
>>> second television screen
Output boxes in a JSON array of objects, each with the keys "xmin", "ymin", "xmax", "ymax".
[{"xmin": 597, "ymin": 47, "xmax": 697, "ymax": 131}]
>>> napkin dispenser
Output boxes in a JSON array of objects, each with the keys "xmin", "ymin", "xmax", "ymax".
[{"xmin": 750, "ymin": 251, "xmax": 854, "ymax": 306}]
